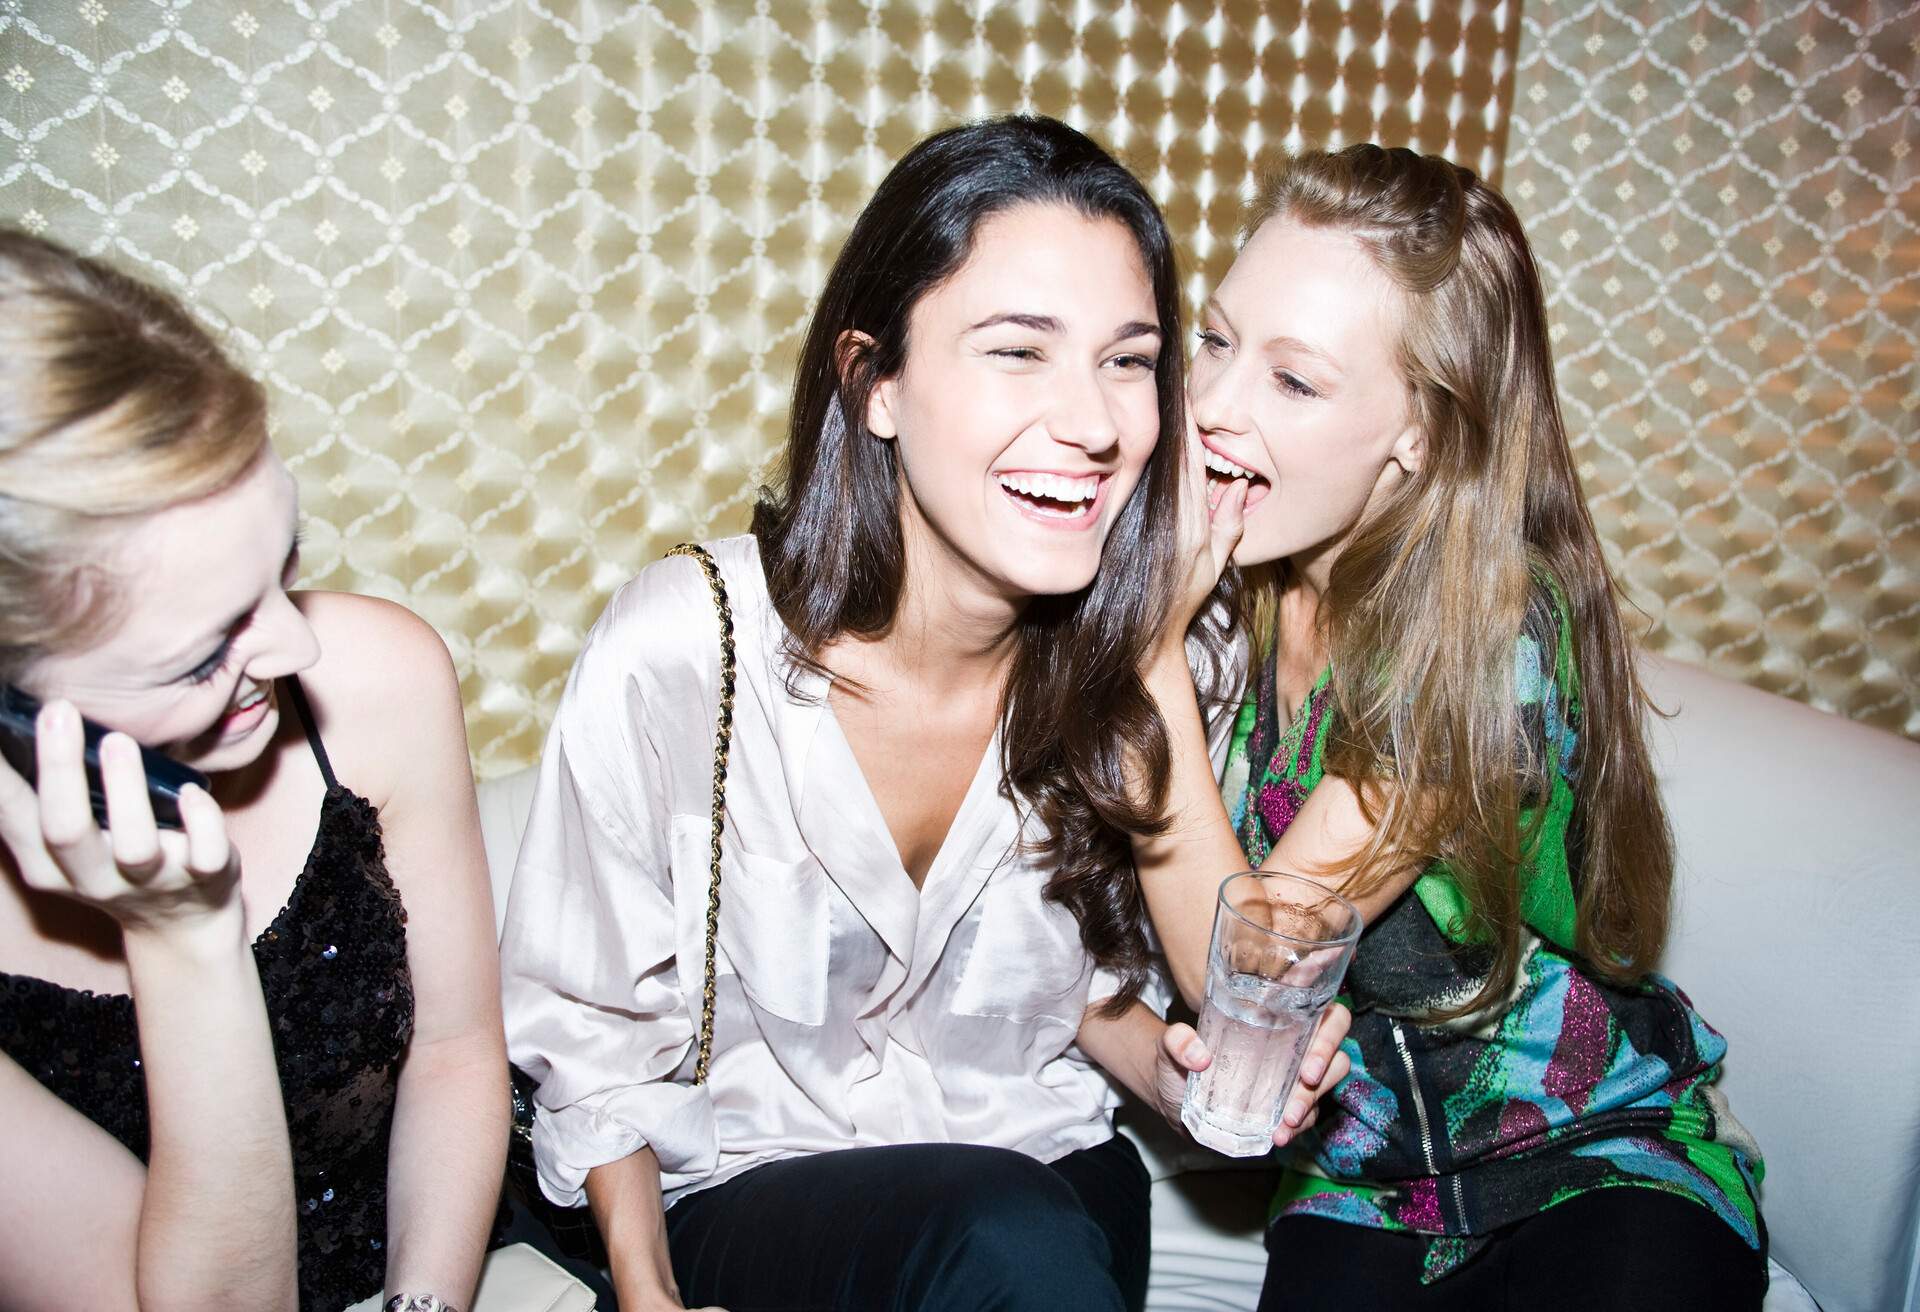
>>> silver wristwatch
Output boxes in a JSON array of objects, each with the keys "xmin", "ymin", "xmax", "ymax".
[{"xmin": 384, "ymin": 1297, "xmax": 458, "ymax": 1312}]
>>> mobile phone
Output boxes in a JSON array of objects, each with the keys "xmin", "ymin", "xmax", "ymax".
[{"xmin": 0, "ymin": 685, "xmax": 210, "ymax": 830}]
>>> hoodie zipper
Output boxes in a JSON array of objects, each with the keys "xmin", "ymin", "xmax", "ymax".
[
  {"xmin": 1390, "ymin": 1017, "xmax": 1439, "ymax": 1178},
  {"xmin": 1391, "ymin": 1015, "xmax": 1470, "ymax": 1231}
]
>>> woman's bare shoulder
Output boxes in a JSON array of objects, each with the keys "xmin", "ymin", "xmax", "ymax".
[{"xmin": 284, "ymin": 592, "xmax": 467, "ymax": 807}]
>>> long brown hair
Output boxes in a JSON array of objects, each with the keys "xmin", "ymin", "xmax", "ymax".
[
  {"xmin": 752, "ymin": 117, "xmax": 1188, "ymax": 1010},
  {"xmin": 1244, "ymin": 145, "xmax": 1673, "ymax": 1014},
  {"xmin": 0, "ymin": 229, "xmax": 267, "ymax": 681}
]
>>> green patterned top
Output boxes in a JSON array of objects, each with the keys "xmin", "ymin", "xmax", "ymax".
[{"xmin": 1222, "ymin": 589, "xmax": 1765, "ymax": 1281}]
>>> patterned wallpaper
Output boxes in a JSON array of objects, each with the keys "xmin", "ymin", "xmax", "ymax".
[
  {"xmin": 1504, "ymin": 0, "xmax": 1918, "ymax": 736},
  {"xmin": 0, "ymin": 0, "xmax": 1520, "ymax": 773},
  {"xmin": 8, "ymin": 1, "xmax": 1915, "ymax": 758}
]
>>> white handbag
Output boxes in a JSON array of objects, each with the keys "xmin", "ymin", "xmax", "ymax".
[{"xmin": 341, "ymin": 1242, "xmax": 596, "ymax": 1312}]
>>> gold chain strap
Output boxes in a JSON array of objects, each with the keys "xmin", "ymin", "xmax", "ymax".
[{"xmin": 665, "ymin": 543, "xmax": 736, "ymax": 1087}]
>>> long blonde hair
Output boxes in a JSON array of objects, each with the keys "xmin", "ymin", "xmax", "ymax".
[
  {"xmin": 1245, "ymin": 145, "xmax": 1673, "ymax": 1013},
  {"xmin": 0, "ymin": 230, "xmax": 267, "ymax": 680}
]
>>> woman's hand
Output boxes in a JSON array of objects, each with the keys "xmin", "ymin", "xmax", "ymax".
[
  {"xmin": 1164, "ymin": 413, "xmax": 1250, "ymax": 658},
  {"xmin": 0, "ymin": 698, "xmax": 298, "ymax": 1311},
  {"xmin": 1153, "ymin": 1002, "xmax": 1354, "ymax": 1149},
  {"xmin": 0, "ymin": 699, "xmax": 240, "ymax": 941}
]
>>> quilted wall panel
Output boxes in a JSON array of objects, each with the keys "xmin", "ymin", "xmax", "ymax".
[
  {"xmin": 1504, "ymin": 0, "xmax": 1918, "ymax": 735},
  {"xmin": 0, "ymin": 0, "xmax": 1520, "ymax": 772}
]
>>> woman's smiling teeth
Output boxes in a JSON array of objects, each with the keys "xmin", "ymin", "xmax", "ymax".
[
  {"xmin": 1202, "ymin": 447, "xmax": 1259, "ymax": 481},
  {"xmin": 1201, "ymin": 443, "xmax": 1273, "ymax": 513},
  {"xmin": 997, "ymin": 471, "xmax": 1101, "ymax": 520},
  {"xmin": 222, "ymin": 684, "xmax": 269, "ymax": 729}
]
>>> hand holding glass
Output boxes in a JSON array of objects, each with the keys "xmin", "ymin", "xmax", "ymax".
[{"xmin": 1180, "ymin": 871, "xmax": 1363, "ymax": 1157}]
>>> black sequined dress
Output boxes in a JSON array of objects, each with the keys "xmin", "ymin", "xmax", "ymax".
[{"xmin": 0, "ymin": 676, "xmax": 413, "ymax": 1310}]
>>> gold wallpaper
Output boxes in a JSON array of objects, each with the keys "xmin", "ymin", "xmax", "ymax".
[
  {"xmin": 1504, "ymin": 0, "xmax": 1919, "ymax": 736},
  {"xmin": 0, "ymin": 0, "xmax": 1520, "ymax": 773}
]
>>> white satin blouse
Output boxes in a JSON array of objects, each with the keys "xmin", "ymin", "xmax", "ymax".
[{"xmin": 500, "ymin": 534, "xmax": 1236, "ymax": 1208}]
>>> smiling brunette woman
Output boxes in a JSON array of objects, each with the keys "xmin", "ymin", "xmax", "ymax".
[
  {"xmin": 0, "ymin": 233, "xmax": 508, "ymax": 1311},
  {"xmin": 500, "ymin": 117, "xmax": 1349, "ymax": 1312},
  {"xmin": 1139, "ymin": 145, "xmax": 1766, "ymax": 1310}
]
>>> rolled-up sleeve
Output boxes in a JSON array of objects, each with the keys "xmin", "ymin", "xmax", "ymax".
[{"xmin": 500, "ymin": 575, "xmax": 717, "ymax": 1206}]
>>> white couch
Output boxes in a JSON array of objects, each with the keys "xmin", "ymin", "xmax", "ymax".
[{"xmin": 478, "ymin": 653, "xmax": 1920, "ymax": 1312}]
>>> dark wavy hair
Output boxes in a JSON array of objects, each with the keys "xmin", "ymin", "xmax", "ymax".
[{"xmin": 751, "ymin": 115, "xmax": 1188, "ymax": 1011}]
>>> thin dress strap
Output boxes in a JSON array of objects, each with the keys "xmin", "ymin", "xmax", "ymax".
[{"xmin": 281, "ymin": 675, "xmax": 337, "ymax": 790}]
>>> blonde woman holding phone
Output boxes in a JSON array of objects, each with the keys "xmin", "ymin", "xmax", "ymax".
[{"xmin": 0, "ymin": 231, "xmax": 508, "ymax": 1312}]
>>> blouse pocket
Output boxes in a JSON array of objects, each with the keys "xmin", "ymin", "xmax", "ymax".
[
  {"xmin": 950, "ymin": 871, "xmax": 1089, "ymax": 1024},
  {"xmin": 669, "ymin": 814, "xmax": 830, "ymax": 1028}
]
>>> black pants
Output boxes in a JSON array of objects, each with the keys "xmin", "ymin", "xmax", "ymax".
[
  {"xmin": 664, "ymin": 1136, "xmax": 1151, "ymax": 1312},
  {"xmin": 1259, "ymin": 1186, "xmax": 1766, "ymax": 1312}
]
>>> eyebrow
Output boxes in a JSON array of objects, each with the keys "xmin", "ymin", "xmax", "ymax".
[
  {"xmin": 1264, "ymin": 334, "xmax": 1346, "ymax": 378},
  {"xmin": 966, "ymin": 313, "xmax": 1163, "ymax": 345},
  {"xmin": 967, "ymin": 312, "xmax": 1064, "ymax": 334},
  {"xmin": 1207, "ymin": 298, "xmax": 1346, "ymax": 378}
]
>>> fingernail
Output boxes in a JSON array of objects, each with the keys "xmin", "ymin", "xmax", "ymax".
[
  {"xmin": 1185, "ymin": 1038, "xmax": 1208, "ymax": 1065},
  {"xmin": 1302, "ymin": 1056, "xmax": 1325, "ymax": 1085},
  {"xmin": 1283, "ymin": 1097, "xmax": 1306, "ymax": 1128},
  {"xmin": 40, "ymin": 700, "xmax": 74, "ymax": 732}
]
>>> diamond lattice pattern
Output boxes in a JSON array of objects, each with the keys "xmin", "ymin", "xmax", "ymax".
[
  {"xmin": 1504, "ymin": 0, "xmax": 1918, "ymax": 735},
  {"xmin": 9, "ymin": 0, "xmax": 1627, "ymax": 769}
]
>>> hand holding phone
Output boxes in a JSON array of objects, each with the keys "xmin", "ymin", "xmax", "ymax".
[
  {"xmin": 0, "ymin": 685, "xmax": 207, "ymax": 829},
  {"xmin": 0, "ymin": 694, "xmax": 240, "ymax": 936}
]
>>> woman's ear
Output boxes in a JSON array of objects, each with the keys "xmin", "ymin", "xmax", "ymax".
[
  {"xmin": 835, "ymin": 329, "xmax": 896, "ymax": 440},
  {"xmin": 866, "ymin": 379, "xmax": 899, "ymax": 441},
  {"xmin": 1388, "ymin": 419, "xmax": 1425, "ymax": 478}
]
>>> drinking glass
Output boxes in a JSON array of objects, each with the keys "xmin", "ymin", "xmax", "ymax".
[{"xmin": 1179, "ymin": 871, "xmax": 1363, "ymax": 1157}]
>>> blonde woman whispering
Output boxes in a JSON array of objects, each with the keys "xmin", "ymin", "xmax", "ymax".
[{"xmin": 1137, "ymin": 147, "xmax": 1767, "ymax": 1309}]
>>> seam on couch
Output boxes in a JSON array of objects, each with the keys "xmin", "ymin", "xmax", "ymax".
[{"xmin": 1904, "ymin": 1218, "xmax": 1919, "ymax": 1312}]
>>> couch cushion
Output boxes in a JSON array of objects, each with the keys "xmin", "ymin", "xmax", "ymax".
[
  {"xmin": 479, "ymin": 764, "xmax": 540, "ymax": 940},
  {"xmin": 1640, "ymin": 654, "xmax": 1920, "ymax": 1312}
]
